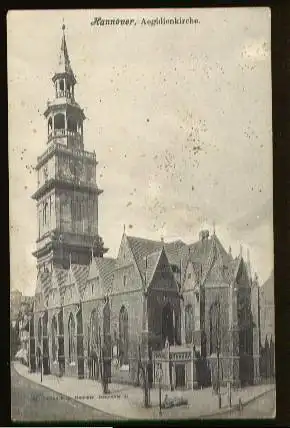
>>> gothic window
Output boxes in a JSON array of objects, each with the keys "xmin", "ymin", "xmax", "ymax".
[
  {"xmin": 119, "ymin": 306, "xmax": 129, "ymax": 366},
  {"xmin": 185, "ymin": 304, "xmax": 194, "ymax": 344},
  {"xmin": 209, "ymin": 301, "xmax": 221, "ymax": 355},
  {"xmin": 59, "ymin": 79, "xmax": 64, "ymax": 92},
  {"xmin": 51, "ymin": 316, "xmax": 57, "ymax": 362},
  {"xmin": 43, "ymin": 311, "xmax": 48, "ymax": 337},
  {"xmin": 37, "ymin": 318, "xmax": 42, "ymax": 343},
  {"xmin": 123, "ymin": 275, "xmax": 127, "ymax": 287},
  {"xmin": 237, "ymin": 291, "xmax": 252, "ymax": 355},
  {"xmin": 103, "ymin": 301, "xmax": 111, "ymax": 348},
  {"xmin": 58, "ymin": 310, "xmax": 64, "ymax": 336},
  {"xmin": 89, "ymin": 309, "xmax": 100, "ymax": 355},
  {"xmin": 43, "ymin": 201, "xmax": 48, "ymax": 226},
  {"xmin": 91, "ymin": 283, "xmax": 94, "ymax": 295},
  {"xmin": 54, "ymin": 113, "xmax": 65, "ymax": 130},
  {"xmin": 68, "ymin": 313, "xmax": 75, "ymax": 363}
]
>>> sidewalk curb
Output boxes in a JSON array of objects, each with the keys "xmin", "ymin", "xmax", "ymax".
[
  {"xmin": 201, "ymin": 386, "xmax": 276, "ymax": 419},
  {"xmin": 12, "ymin": 363, "xmax": 275, "ymax": 421},
  {"xmin": 12, "ymin": 363, "xmax": 128, "ymax": 421}
]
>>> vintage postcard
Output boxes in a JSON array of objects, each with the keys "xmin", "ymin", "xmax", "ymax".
[{"xmin": 8, "ymin": 8, "xmax": 275, "ymax": 422}]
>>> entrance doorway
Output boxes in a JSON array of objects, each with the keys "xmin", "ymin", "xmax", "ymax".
[
  {"xmin": 162, "ymin": 303, "xmax": 174, "ymax": 346},
  {"xmin": 175, "ymin": 364, "xmax": 186, "ymax": 388}
]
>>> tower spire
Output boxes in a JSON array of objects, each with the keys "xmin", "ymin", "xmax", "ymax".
[{"xmin": 57, "ymin": 22, "xmax": 75, "ymax": 79}]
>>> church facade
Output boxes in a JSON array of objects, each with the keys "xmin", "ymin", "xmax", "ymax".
[{"xmin": 29, "ymin": 27, "xmax": 261, "ymax": 390}]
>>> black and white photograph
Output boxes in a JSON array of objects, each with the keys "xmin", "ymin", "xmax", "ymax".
[{"xmin": 8, "ymin": 8, "xmax": 275, "ymax": 421}]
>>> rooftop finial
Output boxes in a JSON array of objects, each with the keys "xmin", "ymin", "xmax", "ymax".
[
  {"xmin": 240, "ymin": 244, "xmax": 243, "ymax": 258},
  {"xmin": 62, "ymin": 18, "xmax": 66, "ymax": 32},
  {"xmin": 213, "ymin": 221, "xmax": 216, "ymax": 236},
  {"xmin": 123, "ymin": 224, "xmax": 126, "ymax": 234}
]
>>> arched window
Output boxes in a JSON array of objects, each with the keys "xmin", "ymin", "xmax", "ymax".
[
  {"xmin": 185, "ymin": 304, "xmax": 194, "ymax": 344},
  {"xmin": 59, "ymin": 79, "xmax": 64, "ymax": 92},
  {"xmin": 54, "ymin": 113, "xmax": 65, "ymax": 130},
  {"xmin": 37, "ymin": 318, "xmax": 42, "ymax": 343},
  {"xmin": 88, "ymin": 309, "xmax": 100, "ymax": 380},
  {"xmin": 237, "ymin": 289, "xmax": 253, "ymax": 356},
  {"xmin": 43, "ymin": 201, "xmax": 48, "ymax": 226},
  {"xmin": 48, "ymin": 117, "xmax": 53, "ymax": 135},
  {"xmin": 89, "ymin": 309, "xmax": 100, "ymax": 355},
  {"xmin": 119, "ymin": 306, "xmax": 129, "ymax": 366},
  {"xmin": 51, "ymin": 316, "xmax": 58, "ymax": 362},
  {"xmin": 67, "ymin": 116, "xmax": 77, "ymax": 133},
  {"xmin": 68, "ymin": 313, "xmax": 75, "ymax": 363},
  {"xmin": 103, "ymin": 301, "xmax": 111, "ymax": 352},
  {"xmin": 43, "ymin": 311, "xmax": 48, "ymax": 337},
  {"xmin": 77, "ymin": 121, "xmax": 82, "ymax": 134},
  {"xmin": 209, "ymin": 301, "xmax": 220, "ymax": 355},
  {"xmin": 57, "ymin": 310, "xmax": 65, "ymax": 374}
]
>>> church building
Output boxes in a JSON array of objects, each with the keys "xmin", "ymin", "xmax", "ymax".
[{"xmin": 29, "ymin": 27, "xmax": 261, "ymax": 391}]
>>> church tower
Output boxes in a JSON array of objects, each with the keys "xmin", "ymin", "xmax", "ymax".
[{"xmin": 32, "ymin": 25, "xmax": 107, "ymax": 272}]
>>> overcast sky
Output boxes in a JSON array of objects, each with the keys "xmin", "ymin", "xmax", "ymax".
[{"xmin": 8, "ymin": 8, "xmax": 273, "ymax": 296}]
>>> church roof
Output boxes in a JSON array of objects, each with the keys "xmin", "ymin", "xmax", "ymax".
[
  {"xmin": 54, "ymin": 268, "xmax": 68, "ymax": 299},
  {"xmin": 37, "ymin": 271, "xmax": 52, "ymax": 300},
  {"xmin": 126, "ymin": 235, "xmax": 186, "ymax": 276},
  {"xmin": 71, "ymin": 264, "xmax": 90, "ymax": 296},
  {"xmin": 94, "ymin": 257, "xmax": 116, "ymax": 292},
  {"xmin": 142, "ymin": 249, "xmax": 164, "ymax": 285}
]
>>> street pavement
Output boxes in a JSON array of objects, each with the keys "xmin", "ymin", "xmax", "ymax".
[
  {"xmin": 11, "ymin": 365, "xmax": 121, "ymax": 422},
  {"xmin": 12, "ymin": 362, "xmax": 276, "ymax": 421},
  {"xmin": 206, "ymin": 388, "xmax": 276, "ymax": 419}
]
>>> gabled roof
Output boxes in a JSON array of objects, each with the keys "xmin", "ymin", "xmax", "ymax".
[
  {"xmin": 126, "ymin": 235, "xmax": 186, "ymax": 277},
  {"xmin": 143, "ymin": 249, "xmax": 164, "ymax": 286},
  {"xmin": 224, "ymin": 257, "xmax": 241, "ymax": 283},
  {"xmin": 39, "ymin": 271, "xmax": 52, "ymax": 300},
  {"xmin": 54, "ymin": 268, "xmax": 68, "ymax": 299},
  {"xmin": 71, "ymin": 264, "xmax": 90, "ymax": 297},
  {"xmin": 64, "ymin": 267, "xmax": 77, "ymax": 287},
  {"xmin": 94, "ymin": 257, "xmax": 116, "ymax": 292},
  {"xmin": 180, "ymin": 233, "xmax": 236, "ymax": 287},
  {"xmin": 51, "ymin": 268, "xmax": 59, "ymax": 290},
  {"xmin": 87, "ymin": 257, "xmax": 99, "ymax": 282}
]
